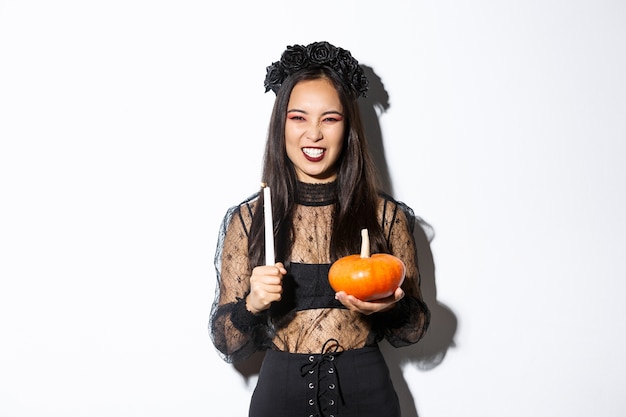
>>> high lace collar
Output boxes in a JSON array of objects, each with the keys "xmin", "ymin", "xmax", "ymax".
[{"xmin": 295, "ymin": 181, "xmax": 338, "ymax": 206}]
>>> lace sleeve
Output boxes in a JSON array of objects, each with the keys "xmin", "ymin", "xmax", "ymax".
[
  {"xmin": 209, "ymin": 196, "xmax": 269, "ymax": 363},
  {"xmin": 373, "ymin": 197, "xmax": 431, "ymax": 347}
]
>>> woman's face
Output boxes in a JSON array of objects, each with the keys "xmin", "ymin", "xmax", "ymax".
[{"xmin": 285, "ymin": 78, "xmax": 345, "ymax": 183}]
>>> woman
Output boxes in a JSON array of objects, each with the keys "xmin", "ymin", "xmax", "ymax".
[{"xmin": 210, "ymin": 41, "xmax": 430, "ymax": 417}]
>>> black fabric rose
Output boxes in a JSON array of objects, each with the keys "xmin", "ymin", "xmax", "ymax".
[
  {"xmin": 281, "ymin": 44, "xmax": 309, "ymax": 73},
  {"xmin": 264, "ymin": 61, "xmax": 286, "ymax": 93},
  {"xmin": 351, "ymin": 68, "xmax": 369, "ymax": 97},
  {"xmin": 307, "ymin": 41, "xmax": 337, "ymax": 65},
  {"xmin": 336, "ymin": 50, "xmax": 358, "ymax": 81}
]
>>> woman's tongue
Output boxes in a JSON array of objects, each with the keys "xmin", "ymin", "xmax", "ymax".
[{"xmin": 303, "ymin": 147, "xmax": 324, "ymax": 162}]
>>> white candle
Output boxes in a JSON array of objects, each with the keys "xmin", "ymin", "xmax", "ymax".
[{"xmin": 263, "ymin": 184, "xmax": 275, "ymax": 265}]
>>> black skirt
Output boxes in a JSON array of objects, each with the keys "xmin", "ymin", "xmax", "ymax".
[{"xmin": 249, "ymin": 345, "xmax": 400, "ymax": 417}]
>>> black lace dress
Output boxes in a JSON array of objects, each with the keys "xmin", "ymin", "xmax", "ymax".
[{"xmin": 209, "ymin": 181, "xmax": 430, "ymax": 417}]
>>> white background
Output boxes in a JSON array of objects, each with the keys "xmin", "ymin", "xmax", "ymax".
[{"xmin": 1, "ymin": 1, "xmax": 625, "ymax": 416}]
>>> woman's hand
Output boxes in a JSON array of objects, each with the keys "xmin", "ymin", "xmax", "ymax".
[
  {"xmin": 246, "ymin": 262, "xmax": 287, "ymax": 314},
  {"xmin": 335, "ymin": 287, "xmax": 405, "ymax": 315}
]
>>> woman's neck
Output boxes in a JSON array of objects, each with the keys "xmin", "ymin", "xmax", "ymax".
[{"xmin": 295, "ymin": 181, "xmax": 338, "ymax": 206}]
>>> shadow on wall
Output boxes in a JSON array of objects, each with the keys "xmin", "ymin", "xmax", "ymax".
[
  {"xmin": 233, "ymin": 65, "xmax": 458, "ymax": 417},
  {"xmin": 361, "ymin": 64, "xmax": 458, "ymax": 417}
]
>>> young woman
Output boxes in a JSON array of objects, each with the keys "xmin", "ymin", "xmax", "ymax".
[{"xmin": 210, "ymin": 41, "xmax": 430, "ymax": 417}]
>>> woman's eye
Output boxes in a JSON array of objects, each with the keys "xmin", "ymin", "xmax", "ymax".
[{"xmin": 288, "ymin": 114, "xmax": 305, "ymax": 121}]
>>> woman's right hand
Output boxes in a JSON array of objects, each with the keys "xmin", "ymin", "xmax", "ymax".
[{"xmin": 246, "ymin": 262, "xmax": 287, "ymax": 314}]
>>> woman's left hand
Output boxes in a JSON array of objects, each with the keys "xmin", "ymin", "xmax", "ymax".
[{"xmin": 335, "ymin": 287, "xmax": 405, "ymax": 315}]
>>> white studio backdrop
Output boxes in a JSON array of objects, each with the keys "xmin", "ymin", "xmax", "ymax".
[{"xmin": 1, "ymin": 1, "xmax": 625, "ymax": 416}]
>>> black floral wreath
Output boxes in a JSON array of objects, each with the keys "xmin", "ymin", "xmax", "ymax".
[{"xmin": 264, "ymin": 41, "xmax": 369, "ymax": 97}]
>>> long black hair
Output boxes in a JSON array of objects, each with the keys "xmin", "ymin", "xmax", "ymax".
[{"xmin": 248, "ymin": 66, "xmax": 389, "ymax": 267}]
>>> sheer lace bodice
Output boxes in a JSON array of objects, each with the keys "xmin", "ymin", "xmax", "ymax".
[{"xmin": 210, "ymin": 182, "xmax": 430, "ymax": 363}]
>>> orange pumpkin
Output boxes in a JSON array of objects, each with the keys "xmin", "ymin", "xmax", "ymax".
[{"xmin": 328, "ymin": 229, "xmax": 405, "ymax": 301}]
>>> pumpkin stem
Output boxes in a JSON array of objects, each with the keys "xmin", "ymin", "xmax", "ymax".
[{"xmin": 360, "ymin": 229, "xmax": 370, "ymax": 258}]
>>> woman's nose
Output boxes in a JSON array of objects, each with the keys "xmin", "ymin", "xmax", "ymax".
[{"xmin": 306, "ymin": 123, "xmax": 323, "ymax": 141}]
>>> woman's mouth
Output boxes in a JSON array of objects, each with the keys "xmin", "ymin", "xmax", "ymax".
[{"xmin": 302, "ymin": 147, "xmax": 325, "ymax": 162}]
